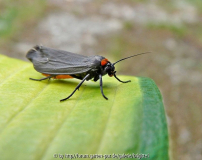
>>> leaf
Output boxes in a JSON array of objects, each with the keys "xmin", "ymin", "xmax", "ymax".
[{"xmin": 0, "ymin": 54, "xmax": 169, "ymax": 160}]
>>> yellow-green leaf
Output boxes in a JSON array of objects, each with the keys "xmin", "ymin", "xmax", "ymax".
[{"xmin": 0, "ymin": 54, "xmax": 169, "ymax": 160}]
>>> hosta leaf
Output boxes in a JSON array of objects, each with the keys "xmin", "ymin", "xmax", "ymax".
[{"xmin": 0, "ymin": 54, "xmax": 169, "ymax": 160}]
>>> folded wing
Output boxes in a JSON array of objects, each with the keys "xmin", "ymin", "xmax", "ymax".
[{"xmin": 26, "ymin": 45, "xmax": 95, "ymax": 75}]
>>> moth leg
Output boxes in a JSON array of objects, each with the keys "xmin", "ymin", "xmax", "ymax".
[
  {"xmin": 99, "ymin": 74, "xmax": 108, "ymax": 100},
  {"xmin": 29, "ymin": 75, "xmax": 54, "ymax": 81},
  {"xmin": 60, "ymin": 74, "xmax": 90, "ymax": 102},
  {"xmin": 114, "ymin": 71, "xmax": 131, "ymax": 83}
]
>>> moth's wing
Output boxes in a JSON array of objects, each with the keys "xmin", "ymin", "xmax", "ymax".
[{"xmin": 26, "ymin": 45, "xmax": 103, "ymax": 75}]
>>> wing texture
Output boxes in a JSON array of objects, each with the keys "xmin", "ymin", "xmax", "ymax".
[{"xmin": 26, "ymin": 45, "xmax": 104, "ymax": 75}]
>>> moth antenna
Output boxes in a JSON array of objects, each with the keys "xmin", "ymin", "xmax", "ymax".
[{"xmin": 113, "ymin": 52, "xmax": 151, "ymax": 65}]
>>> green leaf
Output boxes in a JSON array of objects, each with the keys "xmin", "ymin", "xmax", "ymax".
[{"xmin": 0, "ymin": 54, "xmax": 169, "ymax": 160}]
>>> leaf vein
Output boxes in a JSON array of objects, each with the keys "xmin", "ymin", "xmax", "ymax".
[
  {"xmin": 0, "ymin": 83, "xmax": 49, "ymax": 135},
  {"xmin": 0, "ymin": 64, "xmax": 30, "ymax": 86},
  {"xmin": 96, "ymin": 84, "xmax": 119, "ymax": 153},
  {"xmin": 39, "ymin": 85, "xmax": 87, "ymax": 160}
]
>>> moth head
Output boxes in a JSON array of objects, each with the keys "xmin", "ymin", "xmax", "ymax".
[{"xmin": 101, "ymin": 58, "xmax": 115, "ymax": 77}]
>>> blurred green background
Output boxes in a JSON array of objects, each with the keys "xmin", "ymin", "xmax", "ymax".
[{"xmin": 0, "ymin": 0, "xmax": 202, "ymax": 159}]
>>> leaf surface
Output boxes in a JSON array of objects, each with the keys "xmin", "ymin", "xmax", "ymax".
[{"xmin": 0, "ymin": 54, "xmax": 168, "ymax": 160}]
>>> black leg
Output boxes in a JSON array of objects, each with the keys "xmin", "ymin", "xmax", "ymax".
[
  {"xmin": 29, "ymin": 75, "xmax": 54, "ymax": 81},
  {"xmin": 114, "ymin": 71, "xmax": 131, "ymax": 83},
  {"xmin": 99, "ymin": 74, "xmax": 108, "ymax": 100},
  {"xmin": 60, "ymin": 74, "xmax": 90, "ymax": 102}
]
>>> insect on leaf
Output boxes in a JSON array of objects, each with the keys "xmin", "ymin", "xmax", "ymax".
[{"xmin": 0, "ymin": 54, "xmax": 169, "ymax": 160}]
